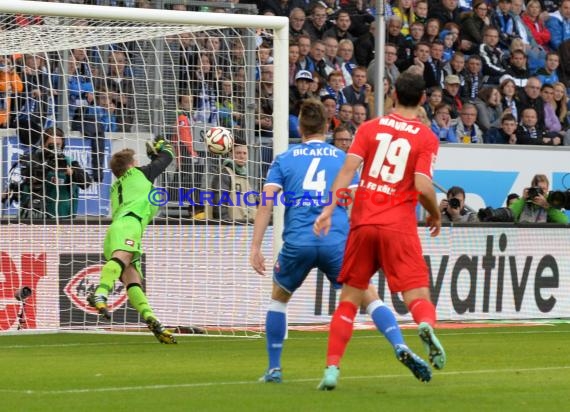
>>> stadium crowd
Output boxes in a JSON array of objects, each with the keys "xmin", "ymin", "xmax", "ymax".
[
  {"xmin": 6, "ymin": 0, "xmax": 570, "ymax": 146},
  {"xmin": 274, "ymin": 0, "xmax": 570, "ymax": 146},
  {"xmin": 3, "ymin": 0, "xmax": 570, "ymax": 220}
]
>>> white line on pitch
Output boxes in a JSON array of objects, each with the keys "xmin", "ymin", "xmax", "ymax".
[{"xmin": 1, "ymin": 365, "xmax": 569, "ymax": 395}]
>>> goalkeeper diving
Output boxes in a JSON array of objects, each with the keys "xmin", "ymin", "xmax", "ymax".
[{"xmin": 88, "ymin": 137, "xmax": 177, "ymax": 344}]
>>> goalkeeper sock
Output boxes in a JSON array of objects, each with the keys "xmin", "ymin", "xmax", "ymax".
[
  {"xmin": 326, "ymin": 301, "xmax": 357, "ymax": 367},
  {"xmin": 408, "ymin": 298, "xmax": 436, "ymax": 327},
  {"xmin": 95, "ymin": 258, "xmax": 124, "ymax": 297},
  {"xmin": 266, "ymin": 300, "xmax": 287, "ymax": 370},
  {"xmin": 127, "ymin": 283, "xmax": 155, "ymax": 321},
  {"xmin": 367, "ymin": 300, "xmax": 405, "ymax": 348}
]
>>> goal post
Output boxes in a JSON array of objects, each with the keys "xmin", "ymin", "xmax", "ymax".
[{"xmin": 0, "ymin": 0, "xmax": 288, "ymax": 336}]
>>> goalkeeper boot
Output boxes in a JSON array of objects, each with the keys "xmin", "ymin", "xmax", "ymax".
[
  {"xmin": 146, "ymin": 317, "xmax": 177, "ymax": 344},
  {"xmin": 259, "ymin": 368, "xmax": 282, "ymax": 383},
  {"xmin": 418, "ymin": 322, "xmax": 446, "ymax": 370},
  {"xmin": 87, "ymin": 293, "xmax": 111, "ymax": 320},
  {"xmin": 317, "ymin": 365, "xmax": 340, "ymax": 391},
  {"xmin": 395, "ymin": 344, "xmax": 432, "ymax": 383}
]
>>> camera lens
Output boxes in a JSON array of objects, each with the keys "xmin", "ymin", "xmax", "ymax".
[
  {"xmin": 478, "ymin": 207, "xmax": 514, "ymax": 222},
  {"xmin": 548, "ymin": 190, "xmax": 568, "ymax": 209},
  {"xmin": 527, "ymin": 187, "xmax": 543, "ymax": 201},
  {"xmin": 15, "ymin": 286, "xmax": 32, "ymax": 301},
  {"xmin": 448, "ymin": 198, "xmax": 461, "ymax": 209}
]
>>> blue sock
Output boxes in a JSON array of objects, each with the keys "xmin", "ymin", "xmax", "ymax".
[
  {"xmin": 266, "ymin": 300, "xmax": 287, "ymax": 370},
  {"xmin": 367, "ymin": 300, "xmax": 405, "ymax": 348}
]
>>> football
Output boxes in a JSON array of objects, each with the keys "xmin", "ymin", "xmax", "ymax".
[{"xmin": 205, "ymin": 126, "xmax": 234, "ymax": 155}]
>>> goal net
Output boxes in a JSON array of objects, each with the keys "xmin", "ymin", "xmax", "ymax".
[{"xmin": 0, "ymin": 1, "xmax": 289, "ymax": 336}]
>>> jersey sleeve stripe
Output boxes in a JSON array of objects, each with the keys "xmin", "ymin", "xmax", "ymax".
[{"xmin": 263, "ymin": 183, "xmax": 283, "ymax": 190}]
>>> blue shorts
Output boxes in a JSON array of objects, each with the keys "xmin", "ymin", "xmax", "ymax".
[{"xmin": 273, "ymin": 242, "xmax": 345, "ymax": 294}]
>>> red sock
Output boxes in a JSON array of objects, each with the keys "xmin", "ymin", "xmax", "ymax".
[
  {"xmin": 408, "ymin": 298, "xmax": 436, "ymax": 327},
  {"xmin": 326, "ymin": 301, "xmax": 358, "ymax": 367}
]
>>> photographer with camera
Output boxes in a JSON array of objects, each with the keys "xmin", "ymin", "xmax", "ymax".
[
  {"xmin": 10, "ymin": 127, "xmax": 92, "ymax": 219},
  {"xmin": 509, "ymin": 174, "xmax": 568, "ymax": 223},
  {"xmin": 439, "ymin": 186, "xmax": 479, "ymax": 223}
]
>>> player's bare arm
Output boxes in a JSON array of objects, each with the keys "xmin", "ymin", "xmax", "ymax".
[
  {"xmin": 314, "ymin": 154, "xmax": 362, "ymax": 237},
  {"xmin": 250, "ymin": 184, "xmax": 280, "ymax": 275},
  {"xmin": 415, "ymin": 173, "xmax": 441, "ymax": 237}
]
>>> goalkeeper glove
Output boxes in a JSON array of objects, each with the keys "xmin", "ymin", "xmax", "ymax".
[{"xmin": 146, "ymin": 137, "xmax": 174, "ymax": 159}]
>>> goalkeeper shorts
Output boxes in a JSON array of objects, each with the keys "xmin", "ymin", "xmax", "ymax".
[{"xmin": 104, "ymin": 214, "xmax": 143, "ymax": 263}]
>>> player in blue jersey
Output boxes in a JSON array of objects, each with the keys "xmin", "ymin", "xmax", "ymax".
[{"xmin": 249, "ymin": 98, "xmax": 431, "ymax": 384}]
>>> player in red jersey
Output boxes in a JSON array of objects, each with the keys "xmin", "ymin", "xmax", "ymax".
[{"xmin": 313, "ymin": 71, "xmax": 445, "ymax": 390}]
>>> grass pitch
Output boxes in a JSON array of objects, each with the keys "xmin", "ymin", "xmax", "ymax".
[{"xmin": 1, "ymin": 324, "xmax": 569, "ymax": 412}]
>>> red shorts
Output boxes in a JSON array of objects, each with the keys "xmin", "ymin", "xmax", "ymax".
[{"xmin": 339, "ymin": 225, "xmax": 429, "ymax": 293}]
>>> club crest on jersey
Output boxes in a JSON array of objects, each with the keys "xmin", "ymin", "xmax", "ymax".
[{"xmin": 125, "ymin": 239, "xmax": 135, "ymax": 247}]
